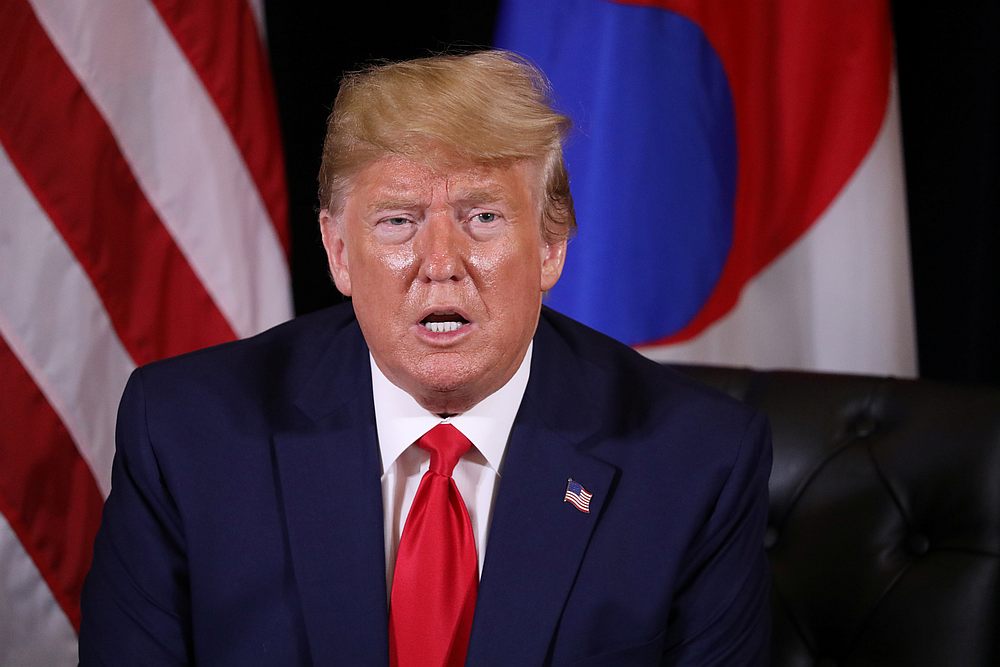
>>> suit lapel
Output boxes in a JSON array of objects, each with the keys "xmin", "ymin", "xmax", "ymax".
[
  {"xmin": 270, "ymin": 309, "xmax": 619, "ymax": 665},
  {"xmin": 467, "ymin": 314, "xmax": 618, "ymax": 665},
  {"xmin": 272, "ymin": 321, "xmax": 389, "ymax": 666}
]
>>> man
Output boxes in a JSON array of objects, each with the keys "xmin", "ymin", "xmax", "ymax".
[{"xmin": 80, "ymin": 50, "xmax": 771, "ymax": 665}]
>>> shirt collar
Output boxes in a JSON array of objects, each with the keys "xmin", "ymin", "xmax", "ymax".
[{"xmin": 371, "ymin": 343, "xmax": 532, "ymax": 476}]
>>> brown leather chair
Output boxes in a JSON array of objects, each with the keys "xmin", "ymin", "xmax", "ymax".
[{"xmin": 672, "ymin": 365, "xmax": 1000, "ymax": 666}]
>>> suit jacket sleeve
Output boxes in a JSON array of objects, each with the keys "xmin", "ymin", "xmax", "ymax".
[
  {"xmin": 79, "ymin": 368, "xmax": 192, "ymax": 666},
  {"xmin": 661, "ymin": 411, "xmax": 772, "ymax": 666}
]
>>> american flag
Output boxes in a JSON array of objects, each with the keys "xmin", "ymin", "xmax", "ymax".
[
  {"xmin": 0, "ymin": 1, "xmax": 290, "ymax": 663},
  {"xmin": 563, "ymin": 479, "xmax": 593, "ymax": 514}
]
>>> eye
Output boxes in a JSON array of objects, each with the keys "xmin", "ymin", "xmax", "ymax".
[
  {"xmin": 466, "ymin": 210, "xmax": 505, "ymax": 241},
  {"xmin": 372, "ymin": 215, "xmax": 417, "ymax": 243}
]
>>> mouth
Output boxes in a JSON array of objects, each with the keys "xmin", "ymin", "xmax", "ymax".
[{"xmin": 419, "ymin": 310, "xmax": 471, "ymax": 334}]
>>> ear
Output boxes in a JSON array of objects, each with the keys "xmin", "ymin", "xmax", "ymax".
[
  {"xmin": 539, "ymin": 237, "xmax": 567, "ymax": 292},
  {"xmin": 319, "ymin": 208, "xmax": 352, "ymax": 296}
]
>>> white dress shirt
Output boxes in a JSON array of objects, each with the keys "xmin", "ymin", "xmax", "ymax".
[{"xmin": 371, "ymin": 344, "xmax": 532, "ymax": 592}]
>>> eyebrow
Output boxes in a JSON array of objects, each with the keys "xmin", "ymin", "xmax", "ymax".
[
  {"xmin": 365, "ymin": 188, "xmax": 508, "ymax": 215},
  {"xmin": 449, "ymin": 188, "xmax": 506, "ymax": 207},
  {"xmin": 365, "ymin": 198, "xmax": 423, "ymax": 215}
]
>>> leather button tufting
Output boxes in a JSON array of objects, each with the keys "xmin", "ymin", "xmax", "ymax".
[
  {"xmin": 906, "ymin": 533, "xmax": 930, "ymax": 556},
  {"xmin": 671, "ymin": 364, "xmax": 1000, "ymax": 666},
  {"xmin": 852, "ymin": 414, "xmax": 877, "ymax": 438}
]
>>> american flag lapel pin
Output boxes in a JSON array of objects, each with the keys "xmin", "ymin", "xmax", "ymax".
[{"xmin": 563, "ymin": 478, "xmax": 593, "ymax": 514}]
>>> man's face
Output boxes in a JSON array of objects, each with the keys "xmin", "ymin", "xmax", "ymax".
[{"xmin": 320, "ymin": 153, "xmax": 566, "ymax": 414}]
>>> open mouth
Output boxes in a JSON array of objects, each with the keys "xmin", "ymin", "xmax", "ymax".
[{"xmin": 420, "ymin": 312, "xmax": 469, "ymax": 333}]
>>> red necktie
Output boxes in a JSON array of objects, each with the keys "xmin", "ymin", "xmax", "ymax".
[{"xmin": 389, "ymin": 423, "xmax": 478, "ymax": 667}]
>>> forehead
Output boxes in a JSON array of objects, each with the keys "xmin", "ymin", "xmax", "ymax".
[{"xmin": 346, "ymin": 154, "xmax": 541, "ymax": 207}]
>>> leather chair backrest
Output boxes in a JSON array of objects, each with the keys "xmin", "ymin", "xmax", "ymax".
[{"xmin": 671, "ymin": 365, "xmax": 1000, "ymax": 666}]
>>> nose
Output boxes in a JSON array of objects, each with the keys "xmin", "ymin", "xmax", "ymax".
[{"xmin": 415, "ymin": 213, "xmax": 467, "ymax": 282}]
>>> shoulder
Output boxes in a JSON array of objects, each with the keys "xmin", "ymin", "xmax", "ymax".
[
  {"xmin": 533, "ymin": 307, "xmax": 770, "ymax": 502},
  {"xmin": 118, "ymin": 302, "xmax": 365, "ymax": 454},
  {"xmin": 142, "ymin": 302, "xmax": 357, "ymax": 378},
  {"xmin": 133, "ymin": 302, "xmax": 359, "ymax": 404},
  {"xmin": 536, "ymin": 306, "xmax": 761, "ymax": 437},
  {"xmin": 113, "ymin": 302, "xmax": 368, "ymax": 498}
]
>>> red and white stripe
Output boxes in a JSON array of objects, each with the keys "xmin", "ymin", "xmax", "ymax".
[
  {"xmin": 563, "ymin": 483, "xmax": 593, "ymax": 514},
  {"xmin": 0, "ymin": 1, "xmax": 291, "ymax": 663}
]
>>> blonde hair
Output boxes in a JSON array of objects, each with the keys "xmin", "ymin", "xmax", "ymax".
[{"xmin": 318, "ymin": 50, "xmax": 576, "ymax": 242}]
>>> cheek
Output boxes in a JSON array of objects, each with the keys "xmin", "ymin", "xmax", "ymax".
[
  {"xmin": 469, "ymin": 242, "xmax": 544, "ymax": 308},
  {"xmin": 378, "ymin": 249, "xmax": 415, "ymax": 276},
  {"xmin": 470, "ymin": 243, "xmax": 531, "ymax": 286},
  {"xmin": 350, "ymin": 243, "xmax": 416, "ymax": 284}
]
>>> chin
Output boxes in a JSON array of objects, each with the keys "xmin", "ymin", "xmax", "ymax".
[
  {"xmin": 404, "ymin": 359, "xmax": 491, "ymax": 409},
  {"xmin": 411, "ymin": 365, "xmax": 477, "ymax": 395}
]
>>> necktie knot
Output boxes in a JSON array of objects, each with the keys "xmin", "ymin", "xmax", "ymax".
[{"xmin": 418, "ymin": 423, "xmax": 472, "ymax": 477}]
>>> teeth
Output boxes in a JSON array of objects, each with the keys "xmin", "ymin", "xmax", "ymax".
[{"xmin": 423, "ymin": 321, "xmax": 463, "ymax": 333}]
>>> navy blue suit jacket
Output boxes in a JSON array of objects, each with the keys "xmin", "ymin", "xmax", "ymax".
[{"xmin": 80, "ymin": 304, "xmax": 771, "ymax": 665}]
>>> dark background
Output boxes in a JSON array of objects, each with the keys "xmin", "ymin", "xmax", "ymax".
[{"xmin": 264, "ymin": 1, "xmax": 1000, "ymax": 386}]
